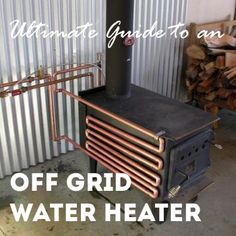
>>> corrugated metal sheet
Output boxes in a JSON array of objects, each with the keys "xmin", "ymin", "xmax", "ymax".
[
  {"xmin": 0, "ymin": 0, "xmax": 187, "ymax": 178},
  {"xmin": 132, "ymin": 0, "xmax": 188, "ymax": 99}
]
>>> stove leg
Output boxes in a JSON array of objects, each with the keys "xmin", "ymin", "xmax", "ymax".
[
  {"xmin": 90, "ymin": 158, "xmax": 97, "ymax": 173},
  {"xmin": 151, "ymin": 200, "xmax": 170, "ymax": 224}
]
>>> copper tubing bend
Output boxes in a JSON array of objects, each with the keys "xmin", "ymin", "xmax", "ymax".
[
  {"xmin": 86, "ymin": 134, "xmax": 160, "ymax": 184},
  {"xmin": 86, "ymin": 129, "xmax": 160, "ymax": 171},
  {"xmin": 86, "ymin": 139, "xmax": 160, "ymax": 186},
  {"xmin": 48, "ymin": 64, "xmax": 96, "ymax": 141},
  {"xmin": 86, "ymin": 115, "xmax": 162, "ymax": 154},
  {"xmin": 59, "ymin": 89, "xmax": 165, "ymax": 153},
  {"xmin": 86, "ymin": 142, "xmax": 159, "ymax": 199},
  {"xmin": 86, "ymin": 116, "xmax": 163, "ymax": 169}
]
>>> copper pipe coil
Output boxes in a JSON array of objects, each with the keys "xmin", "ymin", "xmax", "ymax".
[
  {"xmin": 83, "ymin": 147, "xmax": 158, "ymax": 199},
  {"xmin": 86, "ymin": 115, "xmax": 162, "ymax": 154},
  {"xmin": 86, "ymin": 122, "xmax": 163, "ymax": 169},
  {"xmin": 86, "ymin": 142, "xmax": 159, "ymax": 198},
  {"xmin": 86, "ymin": 140, "xmax": 160, "ymax": 187},
  {"xmin": 59, "ymin": 89, "xmax": 165, "ymax": 153},
  {"xmin": 60, "ymin": 136, "xmax": 159, "ymax": 199},
  {"xmin": 86, "ymin": 135, "xmax": 160, "ymax": 185},
  {"xmin": 86, "ymin": 129, "xmax": 159, "ymax": 171},
  {"xmin": 50, "ymin": 133, "xmax": 158, "ymax": 198}
]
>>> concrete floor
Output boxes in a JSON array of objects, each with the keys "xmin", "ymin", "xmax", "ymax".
[{"xmin": 0, "ymin": 110, "xmax": 235, "ymax": 236}]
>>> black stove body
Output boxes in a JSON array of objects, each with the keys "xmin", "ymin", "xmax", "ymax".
[
  {"xmin": 79, "ymin": 85, "xmax": 217, "ymax": 202},
  {"xmin": 78, "ymin": 0, "xmax": 218, "ymax": 221}
]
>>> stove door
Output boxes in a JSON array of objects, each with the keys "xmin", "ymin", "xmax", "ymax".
[{"xmin": 168, "ymin": 129, "xmax": 213, "ymax": 190}]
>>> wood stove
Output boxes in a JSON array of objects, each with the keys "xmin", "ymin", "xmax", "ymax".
[
  {"xmin": 76, "ymin": 0, "xmax": 219, "ymax": 222},
  {"xmin": 79, "ymin": 84, "xmax": 217, "ymax": 200}
]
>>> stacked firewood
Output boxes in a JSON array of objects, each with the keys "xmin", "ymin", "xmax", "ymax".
[{"xmin": 186, "ymin": 34, "xmax": 236, "ymax": 110}]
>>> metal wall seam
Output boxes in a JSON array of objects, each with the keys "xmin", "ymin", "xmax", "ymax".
[{"xmin": 0, "ymin": 0, "xmax": 187, "ymax": 178}]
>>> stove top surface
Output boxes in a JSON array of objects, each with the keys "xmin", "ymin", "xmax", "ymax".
[{"xmin": 80, "ymin": 85, "xmax": 218, "ymax": 141}]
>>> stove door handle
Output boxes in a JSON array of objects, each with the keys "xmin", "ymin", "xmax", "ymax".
[{"xmin": 209, "ymin": 142, "xmax": 223, "ymax": 150}]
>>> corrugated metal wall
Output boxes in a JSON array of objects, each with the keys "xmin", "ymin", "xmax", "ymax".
[
  {"xmin": 132, "ymin": 0, "xmax": 188, "ymax": 98},
  {"xmin": 0, "ymin": 0, "xmax": 188, "ymax": 178}
]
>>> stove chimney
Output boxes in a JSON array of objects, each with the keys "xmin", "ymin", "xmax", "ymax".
[{"xmin": 106, "ymin": 0, "xmax": 135, "ymax": 99}]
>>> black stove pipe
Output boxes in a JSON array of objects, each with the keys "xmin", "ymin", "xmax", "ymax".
[{"xmin": 106, "ymin": 0, "xmax": 134, "ymax": 99}]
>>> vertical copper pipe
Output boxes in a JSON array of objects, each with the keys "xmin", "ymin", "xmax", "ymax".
[
  {"xmin": 48, "ymin": 76, "xmax": 58, "ymax": 141},
  {"xmin": 48, "ymin": 65, "xmax": 95, "ymax": 141}
]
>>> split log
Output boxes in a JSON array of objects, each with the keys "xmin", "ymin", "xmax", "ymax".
[
  {"xmin": 186, "ymin": 30, "xmax": 236, "ymax": 112},
  {"xmin": 215, "ymin": 56, "xmax": 225, "ymax": 69},
  {"xmin": 188, "ymin": 58, "xmax": 202, "ymax": 66},
  {"xmin": 205, "ymin": 91, "xmax": 217, "ymax": 101},
  {"xmin": 198, "ymin": 78, "xmax": 214, "ymax": 89},
  {"xmin": 199, "ymin": 69, "xmax": 217, "ymax": 80},
  {"xmin": 216, "ymin": 88, "xmax": 233, "ymax": 99},
  {"xmin": 204, "ymin": 61, "xmax": 216, "ymax": 71},
  {"xmin": 186, "ymin": 65, "xmax": 200, "ymax": 79},
  {"xmin": 226, "ymin": 69, "xmax": 236, "ymax": 80},
  {"xmin": 186, "ymin": 45, "xmax": 206, "ymax": 60},
  {"xmin": 208, "ymin": 48, "xmax": 236, "ymax": 55},
  {"xmin": 234, "ymin": 98, "xmax": 236, "ymax": 108},
  {"xmin": 224, "ymin": 66, "xmax": 236, "ymax": 76},
  {"xmin": 214, "ymin": 78, "xmax": 224, "ymax": 88},
  {"xmin": 204, "ymin": 34, "xmax": 236, "ymax": 48},
  {"xmin": 225, "ymin": 53, "xmax": 236, "ymax": 67},
  {"xmin": 230, "ymin": 78, "xmax": 236, "ymax": 86},
  {"xmin": 188, "ymin": 81, "xmax": 199, "ymax": 92},
  {"xmin": 227, "ymin": 95, "xmax": 236, "ymax": 109}
]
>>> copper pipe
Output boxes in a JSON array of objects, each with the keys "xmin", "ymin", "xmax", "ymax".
[
  {"xmin": 86, "ymin": 140, "xmax": 160, "ymax": 186},
  {"xmin": 59, "ymin": 89, "xmax": 165, "ymax": 153},
  {"xmin": 16, "ymin": 73, "xmax": 93, "ymax": 93},
  {"xmin": 48, "ymin": 79, "xmax": 58, "ymax": 141},
  {"xmin": 86, "ymin": 129, "xmax": 159, "ymax": 171},
  {"xmin": 86, "ymin": 115, "xmax": 162, "ymax": 154},
  {"xmin": 86, "ymin": 142, "xmax": 159, "ymax": 198},
  {"xmin": 86, "ymin": 135, "xmax": 160, "ymax": 184},
  {"xmin": 61, "ymin": 135, "xmax": 81, "ymax": 149},
  {"xmin": 0, "ymin": 75, "xmax": 51, "ymax": 89},
  {"xmin": 0, "ymin": 64, "xmax": 164, "ymax": 153},
  {"xmin": 52, "ymin": 64, "xmax": 95, "ymax": 78},
  {"xmin": 1, "ymin": 64, "xmax": 95, "ymax": 90},
  {"xmin": 61, "ymin": 134, "xmax": 159, "ymax": 198},
  {"xmin": 48, "ymin": 74, "xmax": 95, "ymax": 141},
  {"xmin": 83, "ymin": 147, "xmax": 158, "ymax": 199},
  {"xmin": 86, "ymin": 122, "xmax": 163, "ymax": 169},
  {"xmin": 48, "ymin": 64, "xmax": 95, "ymax": 141},
  {"xmin": 51, "ymin": 133, "xmax": 158, "ymax": 198}
]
